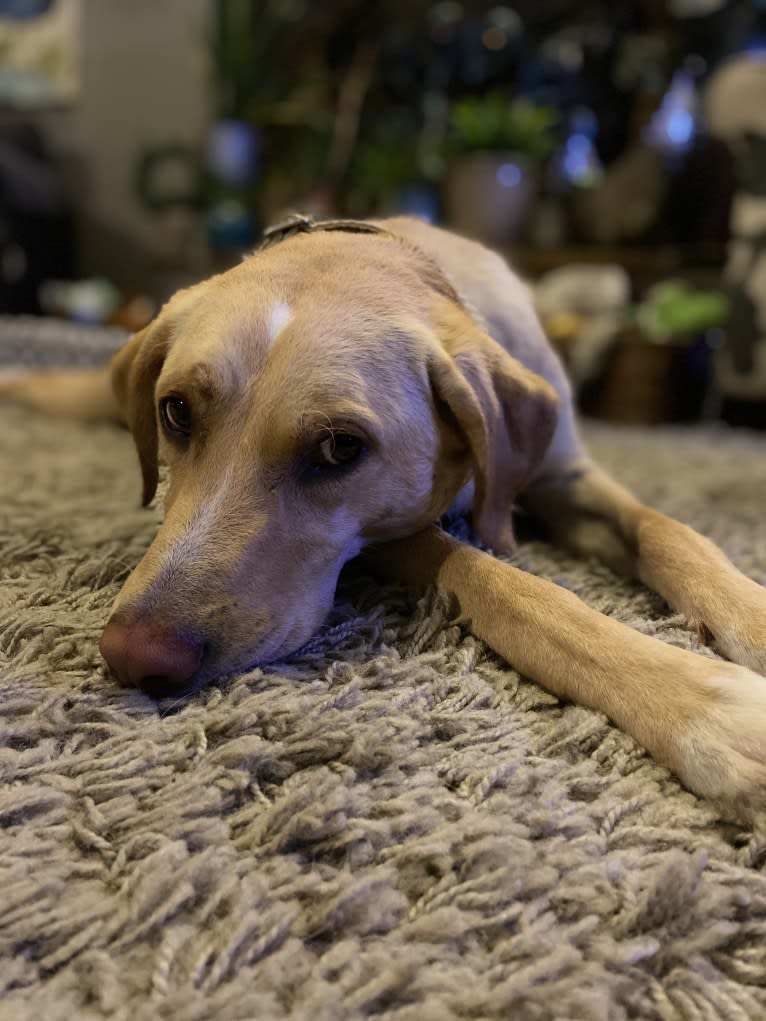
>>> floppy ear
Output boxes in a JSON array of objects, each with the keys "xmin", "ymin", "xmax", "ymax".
[
  {"xmin": 428, "ymin": 306, "xmax": 560, "ymax": 554},
  {"xmin": 110, "ymin": 319, "xmax": 171, "ymax": 506}
]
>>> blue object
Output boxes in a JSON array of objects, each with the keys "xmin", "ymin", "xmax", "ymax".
[
  {"xmin": 207, "ymin": 199, "xmax": 257, "ymax": 250},
  {"xmin": 207, "ymin": 120, "xmax": 261, "ymax": 188},
  {"xmin": 496, "ymin": 162, "xmax": 522, "ymax": 188},
  {"xmin": 0, "ymin": 0, "xmax": 52, "ymax": 17},
  {"xmin": 396, "ymin": 184, "xmax": 441, "ymax": 223}
]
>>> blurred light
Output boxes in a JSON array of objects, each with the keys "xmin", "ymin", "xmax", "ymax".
[
  {"xmin": 559, "ymin": 132, "xmax": 603, "ymax": 186},
  {"xmin": 429, "ymin": 0, "xmax": 462, "ymax": 43},
  {"xmin": 557, "ymin": 40, "xmax": 584, "ymax": 71},
  {"xmin": 568, "ymin": 133, "xmax": 590, "ymax": 155},
  {"xmin": 482, "ymin": 26, "xmax": 508, "ymax": 51},
  {"xmin": 497, "ymin": 162, "xmax": 522, "ymax": 188},
  {"xmin": 542, "ymin": 37, "xmax": 583, "ymax": 72},
  {"xmin": 644, "ymin": 70, "xmax": 698, "ymax": 154},
  {"xmin": 666, "ymin": 108, "xmax": 694, "ymax": 146},
  {"xmin": 431, "ymin": 1, "xmax": 463, "ymax": 24},
  {"xmin": 488, "ymin": 6, "xmax": 522, "ymax": 35},
  {"xmin": 207, "ymin": 120, "xmax": 261, "ymax": 188}
]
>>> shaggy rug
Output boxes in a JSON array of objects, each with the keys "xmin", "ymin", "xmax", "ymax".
[{"xmin": 1, "ymin": 343, "xmax": 766, "ymax": 1018}]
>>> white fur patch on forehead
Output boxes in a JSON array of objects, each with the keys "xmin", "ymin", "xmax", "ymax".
[{"xmin": 267, "ymin": 300, "xmax": 292, "ymax": 345}]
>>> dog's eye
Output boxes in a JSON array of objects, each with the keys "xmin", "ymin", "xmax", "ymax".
[
  {"xmin": 159, "ymin": 396, "xmax": 192, "ymax": 436},
  {"xmin": 309, "ymin": 433, "xmax": 366, "ymax": 472}
]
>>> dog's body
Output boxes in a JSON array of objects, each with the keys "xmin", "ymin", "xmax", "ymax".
[{"xmin": 3, "ymin": 216, "xmax": 766, "ymax": 819}]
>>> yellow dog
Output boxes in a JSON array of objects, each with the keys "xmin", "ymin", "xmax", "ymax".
[{"xmin": 4, "ymin": 215, "xmax": 766, "ymax": 819}]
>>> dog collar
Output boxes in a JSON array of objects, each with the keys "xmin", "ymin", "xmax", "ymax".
[
  {"xmin": 256, "ymin": 213, "xmax": 490, "ymax": 333},
  {"xmin": 256, "ymin": 213, "xmax": 387, "ymax": 251}
]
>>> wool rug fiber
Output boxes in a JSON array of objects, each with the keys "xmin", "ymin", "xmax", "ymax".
[{"xmin": 1, "ymin": 398, "xmax": 766, "ymax": 1020}]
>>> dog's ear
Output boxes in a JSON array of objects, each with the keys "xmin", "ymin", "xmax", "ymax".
[
  {"xmin": 110, "ymin": 319, "xmax": 171, "ymax": 506},
  {"xmin": 428, "ymin": 305, "xmax": 559, "ymax": 553}
]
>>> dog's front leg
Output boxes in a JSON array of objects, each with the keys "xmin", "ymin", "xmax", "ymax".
[
  {"xmin": 523, "ymin": 464, "xmax": 766, "ymax": 678},
  {"xmin": 365, "ymin": 526, "xmax": 766, "ymax": 821}
]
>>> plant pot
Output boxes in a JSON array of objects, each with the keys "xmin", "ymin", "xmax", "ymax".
[
  {"xmin": 443, "ymin": 151, "xmax": 538, "ymax": 247},
  {"xmin": 580, "ymin": 327, "xmax": 712, "ymax": 424}
]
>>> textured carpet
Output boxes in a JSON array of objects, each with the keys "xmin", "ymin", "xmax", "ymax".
[{"xmin": 2, "ymin": 400, "xmax": 766, "ymax": 1020}]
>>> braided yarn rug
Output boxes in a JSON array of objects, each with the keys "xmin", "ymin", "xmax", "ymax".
[{"xmin": 1, "ymin": 321, "xmax": 766, "ymax": 1019}]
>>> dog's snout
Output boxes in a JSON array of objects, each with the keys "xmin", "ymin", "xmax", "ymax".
[{"xmin": 100, "ymin": 616, "xmax": 205, "ymax": 696}]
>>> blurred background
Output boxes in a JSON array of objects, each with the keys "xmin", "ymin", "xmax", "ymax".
[{"xmin": 2, "ymin": 0, "xmax": 766, "ymax": 428}]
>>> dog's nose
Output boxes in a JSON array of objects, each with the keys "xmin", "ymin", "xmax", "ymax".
[{"xmin": 100, "ymin": 616, "xmax": 205, "ymax": 696}]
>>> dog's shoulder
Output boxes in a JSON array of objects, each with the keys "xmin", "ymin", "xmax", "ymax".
[{"xmin": 377, "ymin": 217, "xmax": 562, "ymax": 386}]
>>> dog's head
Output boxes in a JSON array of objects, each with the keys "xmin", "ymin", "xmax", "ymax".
[{"xmin": 101, "ymin": 227, "xmax": 558, "ymax": 695}]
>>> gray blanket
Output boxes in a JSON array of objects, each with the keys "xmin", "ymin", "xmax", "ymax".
[{"xmin": 1, "ymin": 397, "xmax": 765, "ymax": 1020}]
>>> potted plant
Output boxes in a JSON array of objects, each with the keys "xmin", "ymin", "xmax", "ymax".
[{"xmin": 443, "ymin": 93, "xmax": 557, "ymax": 246}]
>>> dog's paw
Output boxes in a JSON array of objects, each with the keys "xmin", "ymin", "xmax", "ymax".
[
  {"xmin": 676, "ymin": 664, "xmax": 766, "ymax": 822},
  {"xmin": 716, "ymin": 625, "xmax": 766, "ymax": 678},
  {"xmin": 712, "ymin": 580, "xmax": 766, "ymax": 678}
]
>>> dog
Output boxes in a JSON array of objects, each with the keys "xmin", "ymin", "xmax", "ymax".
[{"xmin": 3, "ymin": 214, "xmax": 766, "ymax": 820}]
